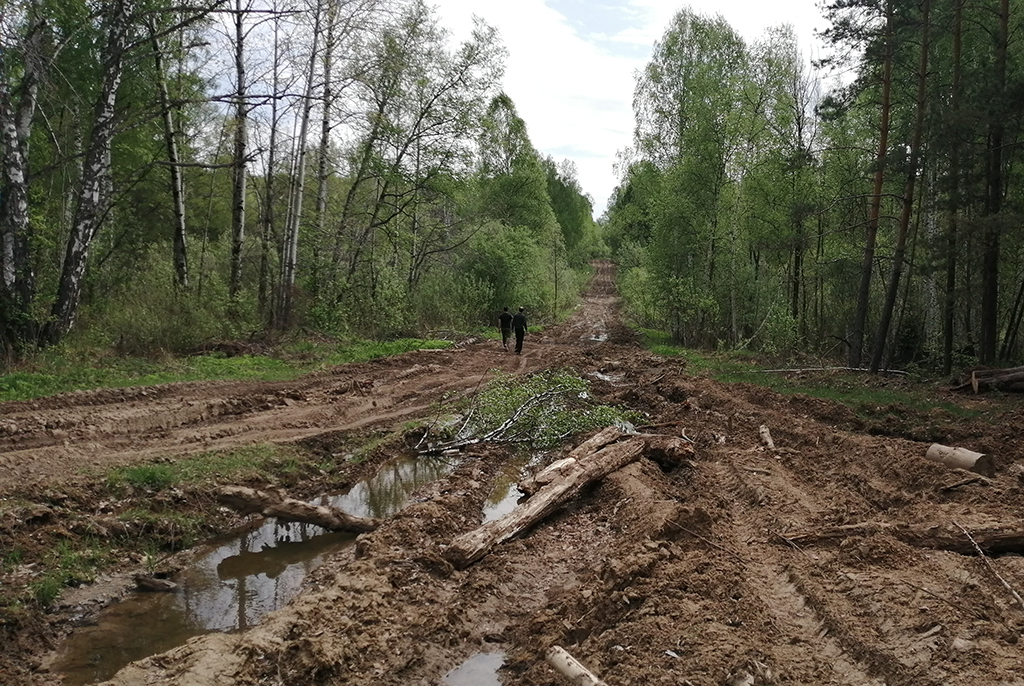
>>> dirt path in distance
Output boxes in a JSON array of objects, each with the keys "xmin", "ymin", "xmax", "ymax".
[{"xmin": 6, "ymin": 260, "xmax": 1024, "ymax": 686}]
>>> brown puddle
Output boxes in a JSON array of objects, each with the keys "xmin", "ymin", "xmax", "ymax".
[{"xmin": 51, "ymin": 455, "xmax": 456, "ymax": 685}]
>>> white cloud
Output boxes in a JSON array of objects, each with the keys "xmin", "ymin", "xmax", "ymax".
[{"xmin": 432, "ymin": 0, "xmax": 827, "ymax": 216}]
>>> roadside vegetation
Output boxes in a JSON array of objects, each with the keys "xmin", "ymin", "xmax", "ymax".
[
  {"xmin": 0, "ymin": 337, "xmax": 454, "ymax": 403},
  {"xmin": 640, "ymin": 329, "xmax": 988, "ymax": 426}
]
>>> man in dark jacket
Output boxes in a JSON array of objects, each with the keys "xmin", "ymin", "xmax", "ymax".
[
  {"xmin": 498, "ymin": 307, "xmax": 513, "ymax": 350},
  {"xmin": 511, "ymin": 307, "xmax": 527, "ymax": 354}
]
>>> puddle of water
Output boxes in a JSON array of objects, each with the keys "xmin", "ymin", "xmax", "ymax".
[
  {"xmin": 482, "ymin": 456, "xmax": 534, "ymax": 524},
  {"xmin": 52, "ymin": 455, "xmax": 456, "ymax": 685},
  {"xmin": 443, "ymin": 652, "xmax": 505, "ymax": 686}
]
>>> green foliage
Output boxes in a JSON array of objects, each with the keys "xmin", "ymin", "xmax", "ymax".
[{"xmin": 471, "ymin": 369, "xmax": 640, "ymax": 449}]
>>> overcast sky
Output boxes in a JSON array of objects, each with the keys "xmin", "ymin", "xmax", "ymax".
[{"xmin": 431, "ymin": 0, "xmax": 829, "ymax": 217}]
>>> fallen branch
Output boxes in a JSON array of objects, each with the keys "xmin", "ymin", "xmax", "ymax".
[
  {"xmin": 785, "ymin": 520, "xmax": 1024, "ymax": 556},
  {"xmin": 954, "ymin": 521, "xmax": 1024, "ymax": 614},
  {"xmin": 419, "ymin": 385, "xmax": 574, "ymax": 455},
  {"xmin": 545, "ymin": 646, "xmax": 608, "ymax": 686},
  {"xmin": 753, "ymin": 366, "xmax": 908, "ymax": 376},
  {"xmin": 217, "ymin": 486, "xmax": 379, "ymax": 533},
  {"xmin": 667, "ymin": 520, "xmax": 744, "ymax": 562}
]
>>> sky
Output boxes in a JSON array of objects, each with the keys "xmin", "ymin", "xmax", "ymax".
[{"xmin": 431, "ymin": 0, "xmax": 830, "ymax": 217}]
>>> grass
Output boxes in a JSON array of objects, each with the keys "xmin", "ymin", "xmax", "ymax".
[
  {"xmin": 639, "ymin": 328, "xmax": 984, "ymax": 420},
  {"xmin": 30, "ymin": 539, "xmax": 111, "ymax": 607},
  {"xmin": 105, "ymin": 444, "xmax": 303, "ymax": 492},
  {"xmin": 0, "ymin": 337, "xmax": 453, "ymax": 402}
]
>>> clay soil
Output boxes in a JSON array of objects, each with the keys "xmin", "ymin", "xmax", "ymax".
[{"xmin": 4, "ymin": 261, "xmax": 1024, "ymax": 686}]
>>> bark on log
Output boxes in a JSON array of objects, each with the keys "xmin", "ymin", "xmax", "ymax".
[
  {"xmin": 925, "ymin": 443, "xmax": 994, "ymax": 477},
  {"xmin": 217, "ymin": 486, "xmax": 379, "ymax": 533},
  {"xmin": 519, "ymin": 427, "xmax": 623, "ymax": 495},
  {"xmin": 784, "ymin": 520, "xmax": 1024, "ymax": 556},
  {"xmin": 450, "ymin": 434, "xmax": 694, "ymax": 568},
  {"xmin": 545, "ymin": 646, "xmax": 608, "ymax": 686},
  {"xmin": 952, "ymin": 365, "xmax": 1024, "ymax": 392}
]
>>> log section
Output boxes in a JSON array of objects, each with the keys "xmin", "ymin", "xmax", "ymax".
[{"xmin": 217, "ymin": 486, "xmax": 380, "ymax": 533}]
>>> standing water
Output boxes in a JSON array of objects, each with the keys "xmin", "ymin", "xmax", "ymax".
[{"xmin": 51, "ymin": 455, "xmax": 455, "ymax": 685}]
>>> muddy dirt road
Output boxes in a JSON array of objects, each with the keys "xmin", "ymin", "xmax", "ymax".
[{"xmin": 5, "ymin": 261, "xmax": 1024, "ymax": 685}]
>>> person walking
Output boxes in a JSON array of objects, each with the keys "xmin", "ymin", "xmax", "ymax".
[
  {"xmin": 498, "ymin": 307, "xmax": 513, "ymax": 351},
  {"xmin": 511, "ymin": 307, "xmax": 528, "ymax": 354}
]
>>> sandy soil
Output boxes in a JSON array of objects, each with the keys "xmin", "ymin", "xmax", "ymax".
[{"xmin": 4, "ymin": 261, "xmax": 1024, "ymax": 686}]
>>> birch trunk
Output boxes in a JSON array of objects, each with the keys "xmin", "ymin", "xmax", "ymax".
[
  {"xmin": 45, "ymin": 0, "xmax": 132, "ymax": 344},
  {"xmin": 229, "ymin": 0, "xmax": 247, "ymax": 299},
  {"xmin": 0, "ymin": 9, "xmax": 44, "ymax": 345},
  {"xmin": 277, "ymin": 0, "xmax": 322, "ymax": 327}
]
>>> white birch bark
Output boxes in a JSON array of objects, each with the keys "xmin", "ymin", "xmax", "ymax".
[{"xmin": 47, "ymin": 0, "xmax": 132, "ymax": 343}]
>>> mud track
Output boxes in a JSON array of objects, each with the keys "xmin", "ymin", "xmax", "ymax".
[{"xmin": 6, "ymin": 260, "xmax": 1024, "ymax": 685}]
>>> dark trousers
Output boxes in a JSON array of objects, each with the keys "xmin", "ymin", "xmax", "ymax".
[
  {"xmin": 501, "ymin": 327, "xmax": 511, "ymax": 348},
  {"xmin": 514, "ymin": 329, "xmax": 525, "ymax": 354}
]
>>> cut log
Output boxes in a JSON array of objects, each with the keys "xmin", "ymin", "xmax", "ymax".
[
  {"xmin": 953, "ymin": 365, "xmax": 1024, "ymax": 392},
  {"xmin": 545, "ymin": 646, "xmax": 608, "ymax": 686},
  {"xmin": 925, "ymin": 443, "xmax": 994, "ymax": 477},
  {"xmin": 449, "ymin": 435, "xmax": 675, "ymax": 568},
  {"xmin": 217, "ymin": 486, "xmax": 379, "ymax": 533}
]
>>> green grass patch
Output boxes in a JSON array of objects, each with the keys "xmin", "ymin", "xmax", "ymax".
[
  {"xmin": 0, "ymin": 337, "xmax": 454, "ymax": 402},
  {"xmin": 30, "ymin": 539, "xmax": 111, "ymax": 607},
  {"xmin": 638, "ymin": 328, "xmax": 983, "ymax": 420},
  {"xmin": 105, "ymin": 444, "xmax": 303, "ymax": 492}
]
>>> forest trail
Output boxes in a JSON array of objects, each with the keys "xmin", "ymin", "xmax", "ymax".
[
  {"xmin": 5, "ymin": 260, "xmax": 1024, "ymax": 686},
  {"xmin": 0, "ymin": 261, "xmax": 631, "ymax": 490}
]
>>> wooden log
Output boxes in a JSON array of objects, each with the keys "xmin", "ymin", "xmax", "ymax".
[
  {"xmin": 447, "ymin": 436, "xmax": 648, "ymax": 568},
  {"xmin": 925, "ymin": 443, "xmax": 994, "ymax": 477},
  {"xmin": 217, "ymin": 486, "xmax": 379, "ymax": 533},
  {"xmin": 545, "ymin": 646, "xmax": 608, "ymax": 686},
  {"xmin": 519, "ymin": 427, "xmax": 623, "ymax": 495},
  {"xmin": 953, "ymin": 365, "xmax": 1024, "ymax": 392}
]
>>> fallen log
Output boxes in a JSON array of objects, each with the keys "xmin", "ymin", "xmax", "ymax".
[
  {"xmin": 545, "ymin": 646, "xmax": 608, "ymax": 686},
  {"xmin": 518, "ymin": 429, "xmax": 693, "ymax": 495},
  {"xmin": 519, "ymin": 427, "xmax": 623, "ymax": 496},
  {"xmin": 217, "ymin": 486, "xmax": 380, "ymax": 533},
  {"xmin": 924, "ymin": 443, "xmax": 994, "ymax": 477},
  {"xmin": 447, "ymin": 434, "xmax": 694, "ymax": 568},
  {"xmin": 952, "ymin": 365, "xmax": 1024, "ymax": 393}
]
